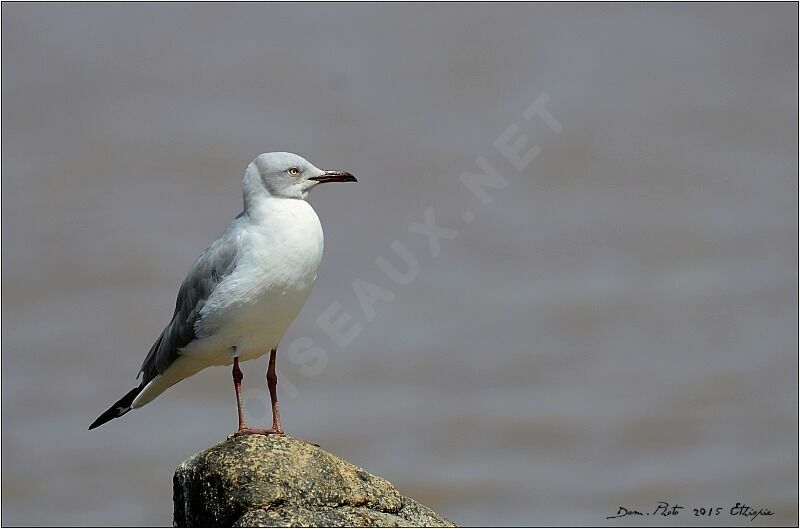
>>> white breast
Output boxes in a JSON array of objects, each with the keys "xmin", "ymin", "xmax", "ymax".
[{"xmin": 187, "ymin": 198, "xmax": 324, "ymax": 364}]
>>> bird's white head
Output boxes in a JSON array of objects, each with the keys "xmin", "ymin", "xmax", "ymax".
[{"xmin": 242, "ymin": 152, "xmax": 356, "ymax": 207}]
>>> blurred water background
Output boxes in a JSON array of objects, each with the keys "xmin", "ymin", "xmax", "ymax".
[{"xmin": 2, "ymin": 3, "xmax": 797, "ymax": 526}]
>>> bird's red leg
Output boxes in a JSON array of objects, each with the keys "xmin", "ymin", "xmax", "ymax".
[
  {"xmin": 231, "ymin": 354, "xmax": 281, "ymax": 437},
  {"xmin": 267, "ymin": 349, "xmax": 284, "ymax": 434},
  {"xmin": 232, "ymin": 356, "xmax": 248, "ymax": 431}
]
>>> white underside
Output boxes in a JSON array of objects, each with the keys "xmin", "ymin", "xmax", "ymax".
[{"xmin": 132, "ymin": 197, "xmax": 324, "ymax": 409}]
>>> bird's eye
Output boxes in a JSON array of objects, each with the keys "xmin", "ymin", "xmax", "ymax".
[{"xmin": 288, "ymin": 167, "xmax": 300, "ymax": 176}]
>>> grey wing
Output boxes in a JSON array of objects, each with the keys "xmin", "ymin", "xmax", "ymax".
[{"xmin": 138, "ymin": 217, "xmax": 243, "ymax": 383}]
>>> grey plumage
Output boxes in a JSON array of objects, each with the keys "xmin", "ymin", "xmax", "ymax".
[
  {"xmin": 89, "ymin": 216, "xmax": 243, "ymax": 430},
  {"xmin": 138, "ymin": 216, "xmax": 244, "ymax": 384}
]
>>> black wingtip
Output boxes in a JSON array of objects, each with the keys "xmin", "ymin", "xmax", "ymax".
[{"xmin": 89, "ymin": 385, "xmax": 143, "ymax": 430}]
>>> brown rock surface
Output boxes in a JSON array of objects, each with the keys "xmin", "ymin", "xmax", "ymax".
[{"xmin": 173, "ymin": 435, "xmax": 456, "ymax": 527}]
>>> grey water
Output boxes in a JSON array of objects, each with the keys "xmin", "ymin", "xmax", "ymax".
[{"xmin": 2, "ymin": 4, "xmax": 797, "ymax": 526}]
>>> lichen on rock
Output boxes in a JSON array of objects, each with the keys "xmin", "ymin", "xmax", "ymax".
[{"xmin": 173, "ymin": 435, "xmax": 456, "ymax": 527}]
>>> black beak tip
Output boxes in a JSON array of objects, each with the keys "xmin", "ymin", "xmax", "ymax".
[
  {"xmin": 312, "ymin": 171, "xmax": 357, "ymax": 183},
  {"xmin": 333, "ymin": 171, "xmax": 357, "ymax": 183}
]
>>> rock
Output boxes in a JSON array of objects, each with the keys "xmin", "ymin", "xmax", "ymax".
[{"xmin": 173, "ymin": 435, "xmax": 456, "ymax": 527}]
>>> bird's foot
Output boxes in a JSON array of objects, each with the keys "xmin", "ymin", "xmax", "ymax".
[{"xmin": 229, "ymin": 426, "xmax": 285, "ymax": 438}]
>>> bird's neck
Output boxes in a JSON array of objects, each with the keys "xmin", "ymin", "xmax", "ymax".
[
  {"xmin": 245, "ymin": 192, "xmax": 316, "ymax": 227},
  {"xmin": 242, "ymin": 163, "xmax": 270, "ymax": 211}
]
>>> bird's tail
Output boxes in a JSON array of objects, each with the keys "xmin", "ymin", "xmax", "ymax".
[{"xmin": 88, "ymin": 385, "xmax": 143, "ymax": 430}]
